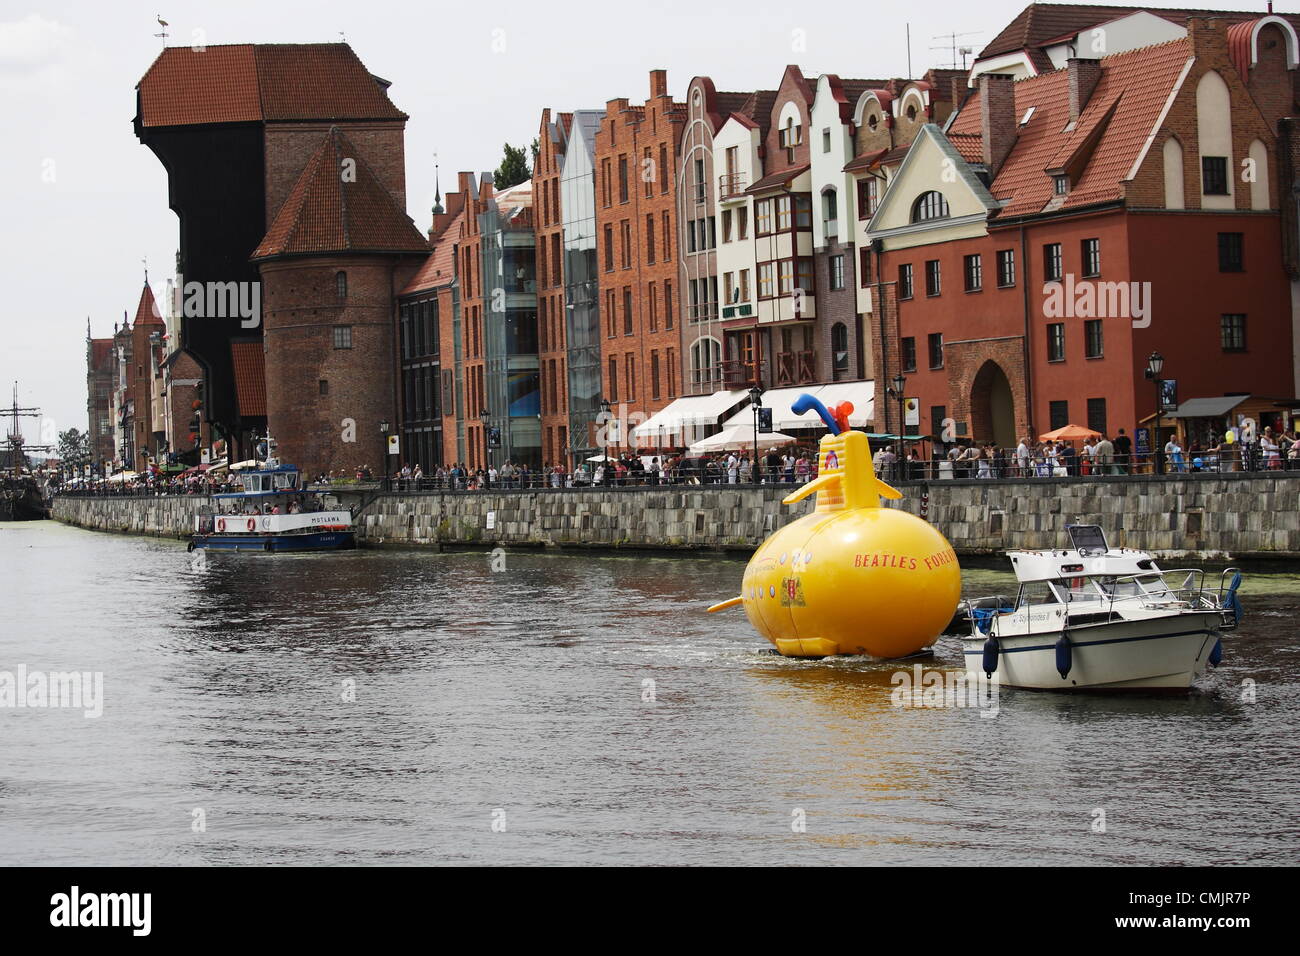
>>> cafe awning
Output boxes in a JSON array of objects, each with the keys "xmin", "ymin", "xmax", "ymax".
[
  {"xmin": 722, "ymin": 381, "xmax": 875, "ymax": 432},
  {"xmin": 1167, "ymin": 396, "xmax": 1250, "ymax": 419},
  {"xmin": 632, "ymin": 390, "xmax": 749, "ymax": 446}
]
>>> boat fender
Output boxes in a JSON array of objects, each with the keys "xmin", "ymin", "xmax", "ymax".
[
  {"xmin": 1209, "ymin": 637, "xmax": 1223, "ymax": 667},
  {"xmin": 1224, "ymin": 572, "xmax": 1243, "ymax": 625},
  {"xmin": 1055, "ymin": 630, "xmax": 1073, "ymax": 679},
  {"xmin": 981, "ymin": 636, "xmax": 1000, "ymax": 678}
]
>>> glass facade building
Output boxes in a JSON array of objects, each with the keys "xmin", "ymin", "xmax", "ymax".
[{"xmin": 561, "ymin": 112, "xmax": 604, "ymax": 469}]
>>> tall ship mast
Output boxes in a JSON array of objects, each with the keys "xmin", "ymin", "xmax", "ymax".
[{"xmin": 1, "ymin": 382, "xmax": 53, "ymax": 520}]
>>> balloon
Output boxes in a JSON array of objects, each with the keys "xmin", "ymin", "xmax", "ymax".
[
  {"xmin": 1193, "ymin": 458, "xmax": 1204, "ymax": 469},
  {"xmin": 1224, "ymin": 430, "xmax": 1236, "ymax": 444}
]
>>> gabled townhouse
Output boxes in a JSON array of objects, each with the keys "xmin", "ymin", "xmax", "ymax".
[
  {"xmin": 593, "ymin": 70, "xmax": 686, "ymax": 449},
  {"xmin": 866, "ymin": 16, "xmax": 1296, "ymax": 455},
  {"xmin": 534, "ymin": 109, "xmax": 571, "ymax": 469}
]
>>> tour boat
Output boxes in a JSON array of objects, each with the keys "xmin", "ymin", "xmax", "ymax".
[
  {"xmin": 962, "ymin": 525, "xmax": 1241, "ymax": 691},
  {"xmin": 190, "ymin": 462, "xmax": 356, "ymax": 553}
]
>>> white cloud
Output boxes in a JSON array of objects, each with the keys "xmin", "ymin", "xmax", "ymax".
[{"xmin": 0, "ymin": 13, "xmax": 69, "ymax": 72}]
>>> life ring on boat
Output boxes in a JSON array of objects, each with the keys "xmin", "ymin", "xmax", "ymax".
[
  {"xmin": 247, "ymin": 517, "xmax": 256, "ymax": 531},
  {"xmin": 217, "ymin": 518, "xmax": 226, "ymax": 533},
  {"xmin": 261, "ymin": 517, "xmax": 271, "ymax": 531}
]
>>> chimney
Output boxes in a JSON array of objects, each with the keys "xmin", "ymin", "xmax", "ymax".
[
  {"xmin": 649, "ymin": 69, "xmax": 668, "ymax": 99},
  {"xmin": 1067, "ymin": 59, "xmax": 1102, "ymax": 122},
  {"xmin": 1187, "ymin": 17, "xmax": 1230, "ymax": 60},
  {"xmin": 979, "ymin": 73, "xmax": 1017, "ymax": 176}
]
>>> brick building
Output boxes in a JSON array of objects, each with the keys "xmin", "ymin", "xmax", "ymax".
[
  {"xmin": 136, "ymin": 43, "xmax": 419, "ymax": 475},
  {"xmin": 86, "ymin": 327, "xmax": 115, "ymax": 471},
  {"xmin": 866, "ymin": 15, "xmax": 1298, "ymax": 454},
  {"xmin": 593, "ymin": 70, "xmax": 686, "ymax": 447}
]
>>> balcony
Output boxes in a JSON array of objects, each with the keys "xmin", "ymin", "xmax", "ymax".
[
  {"xmin": 774, "ymin": 350, "xmax": 817, "ymax": 386},
  {"xmin": 718, "ymin": 173, "xmax": 747, "ymax": 201},
  {"xmin": 688, "ymin": 302, "xmax": 719, "ymax": 324},
  {"xmin": 720, "ymin": 358, "xmax": 765, "ymax": 388}
]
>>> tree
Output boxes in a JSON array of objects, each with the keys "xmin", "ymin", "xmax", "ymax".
[
  {"xmin": 530, "ymin": 137, "xmax": 539, "ymax": 167},
  {"xmin": 57, "ymin": 428, "xmax": 89, "ymax": 468},
  {"xmin": 494, "ymin": 142, "xmax": 531, "ymax": 189}
]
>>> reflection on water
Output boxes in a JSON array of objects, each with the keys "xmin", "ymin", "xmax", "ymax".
[{"xmin": 1, "ymin": 521, "xmax": 1296, "ymax": 865}]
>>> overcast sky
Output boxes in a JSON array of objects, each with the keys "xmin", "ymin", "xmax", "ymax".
[{"xmin": 0, "ymin": 0, "xmax": 1273, "ymax": 439}]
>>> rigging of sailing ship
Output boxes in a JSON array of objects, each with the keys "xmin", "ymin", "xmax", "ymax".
[{"xmin": 1, "ymin": 382, "xmax": 53, "ymax": 521}]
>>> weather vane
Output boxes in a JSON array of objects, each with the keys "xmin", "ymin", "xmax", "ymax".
[{"xmin": 155, "ymin": 14, "xmax": 169, "ymax": 44}]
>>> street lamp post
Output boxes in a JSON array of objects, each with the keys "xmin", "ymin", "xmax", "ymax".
[
  {"xmin": 599, "ymin": 398, "xmax": 611, "ymax": 487},
  {"xmin": 1145, "ymin": 351, "xmax": 1164, "ymax": 475},
  {"xmin": 379, "ymin": 419, "xmax": 391, "ymax": 489},
  {"xmin": 749, "ymin": 385, "xmax": 763, "ymax": 484},
  {"xmin": 892, "ymin": 372, "xmax": 907, "ymax": 439},
  {"xmin": 480, "ymin": 409, "xmax": 491, "ymax": 489}
]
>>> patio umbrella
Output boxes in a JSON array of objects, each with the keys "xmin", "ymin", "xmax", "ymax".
[
  {"xmin": 687, "ymin": 425, "xmax": 797, "ymax": 454},
  {"xmin": 1038, "ymin": 424, "xmax": 1101, "ymax": 442}
]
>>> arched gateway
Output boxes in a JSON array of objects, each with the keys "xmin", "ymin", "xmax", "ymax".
[{"xmin": 970, "ymin": 360, "xmax": 1016, "ymax": 447}]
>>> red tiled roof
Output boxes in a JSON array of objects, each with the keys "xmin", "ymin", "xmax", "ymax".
[
  {"xmin": 953, "ymin": 38, "xmax": 1193, "ymax": 219},
  {"xmin": 745, "ymin": 164, "xmax": 811, "ymax": 194},
  {"xmin": 137, "ymin": 43, "xmax": 406, "ymax": 128},
  {"xmin": 230, "ymin": 341, "xmax": 265, "ymax": 418},
  {"xmin": 980, "ymin": 4, "xmax": 1300, "ymax": 63},
  {"xmin": 133, "ymin": 283, "xmax": 163, "ymax": 327},
  {"xmin": 1227, "ymin": 19, "xmax": 1258, "ymax": 79},
  {"xmin": 402, "ymin": 208, "xmax": 466, "ymax": 295},
  {"xmin": 252, "ymin": 127, "xmax": 429, "ymax": 260},
  {"xmin": 947, "ymin": 132, "xmax": 984, "ymax": 163}
]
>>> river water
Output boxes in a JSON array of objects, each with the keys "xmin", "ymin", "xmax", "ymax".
[{"xmin": 1, "ymin": 520, "xmax": 1297, "ymax": 866}]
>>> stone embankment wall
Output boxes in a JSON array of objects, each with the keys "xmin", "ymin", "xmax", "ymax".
[{"xmin": 49, "ymin": 473, "xmax": 1300, "ymax": 560}]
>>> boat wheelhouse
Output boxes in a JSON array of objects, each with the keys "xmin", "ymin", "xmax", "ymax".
[{"xmin": 961, "ymin": 525, "xmax": 1241, "ymax": 691}]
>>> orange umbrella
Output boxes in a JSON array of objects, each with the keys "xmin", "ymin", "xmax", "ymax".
[{"xmin": 1039, "ymin": 424, "xmax": 1101, "ymax": 442}]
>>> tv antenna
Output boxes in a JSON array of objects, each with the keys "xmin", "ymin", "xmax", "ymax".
[{"xmin": 931, "ymin": 31, "xmax": 982, "ymax": 70}]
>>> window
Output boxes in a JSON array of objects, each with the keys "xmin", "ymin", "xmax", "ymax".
[
  {"xmin": 626, "ymin": 353, "xmax": 636, "ymax": 400},
  {"xmin": 857, "ymin": 178, "xmax": 879, "ymax": 219},
  {"xmin": 601, "ymin": 159, "xmax": 611, "ymax": 206},
  {"xmin": 756, "ymin": 199, "xmax": 772, "ymax": 236},
  {"xmin": 332, "ymin": 325, "xmax": 353, "ymax": 349},
  {"xmin": 1085, "ymin": 319, "xmax": 1104, "ymax": 358},
  {"xmin": 662, "ymin": 211, "xmax": 671, "ymax": 261},
  {"xmin": 793, "ymin": 194, "xmax": 812, "ymax": 229},
  {"xmin": 1043, "ymin": 243, "xmax": 1062, "ymax": 282},
  {"xmin": 319, "ymin": 379, "xmax": 328, "ymax": 396},
  {"xmin": 1202, "ymin": 156, "xmax": 1229, "ymax": 196},
  {"xmin": 646, "ymin": 215, "xmax": 655, "ymax": 264},
  {"xmin": 964, "ymin": 254, "xmax": 982, "ymax": 292},
  {"xmin": 721, "ymin": 209, "xmax": 732, "ymax": 243},
  {"xmin": 859, "ymin": 247, "xmax": 873, "ymax": 287},
  {"xmin": 1221, "ymin": 313, "xmax": 1246, "ymax": 351},
  {"xmin": 822, "ymin": 188, "xmax": 838, "ymax": 236},
  {"xmin": 795, "ymin": 257, "xmax": 815, "ymax": 295},
  {"xmin": 775, "ymin": 195, "xmax": 792, "ymax": 231},
  {"xmin": 822, "ymin": 128, "xmax": 831, "ymax": 153},
  {"xmin": 925, "ymin": 260, "xmax": 941, "ymax": 297},
  {"xmin": 831, "ymin": 323, "xmax": 849, "ymax": 379},
  {"xmin": 687, "ymin": 220, "xmax": 697, "ymax": 254},
  {"xmin": 608, "ymin": 356, "xmax": 618, "ymax": 401},
  {"xmin": 618, "ymin": 156, "xmax": 629, "ymax": 202},
  {"xmin": 648, "ymin": 282, "xmax": 658, "ymax": 331},
  {"xmin": 664, "ymin": 279, "xmax": 673, "ymax": 329},
  {"xmin": 1053, "ymin": 175, "xmax": 1069, "ymax": 196},
  {"xmin": 694, "ymin": 158, "xmax": 706, "ymax": 204},
  {"xmin": 997, "ymin": 249, "xmax": 1016, "ymax": 288},
  {"xmin": 659, "ymin": 146, "xmax": 668, "ymax": 194},
  {"xmin": 335, "ymin": 271, "xmax": 347, "ymax": 299},
  {"xmin": 1047, "ymin": 323, "xmax": 1065, "ymax": 362},
  {"xmin": 1049, "ymin": 400, "xmax": 1069, "ymax": 431},
  {"xmin": 623, "ymin": 288, "xmax": 633, "ymax": 335},
  {"xmin": 1082, "ymin": 238, "xmax": 1100, "ymax": 277},
  {"xmin": 1087, "ymin": 398, "xmax": 1107, "ymax": 436},
  {"xmin": 758, "ymin": 263, "xmax": 775, "ymax": 298},
  {"xmin": 901, "ymin": 337, "xmax": 917, "ymax": 373},
  {"xmin": 911, "ymin": 191, "xmax": 950, "ymax": 223},
  {"xmin": 928, "ymin": 333, "xmax": 944, "ymax": 369},
  {"xmin": 930, "ymin": 405, "xmax": 947, "ymax": 438},
  {"xmin": 652, "ymin": 350, "xmax": 661, "ymax": 398},
  {"xmin": 898, "ymin": 263, "xmax": 913, "ymax": 299},
  {"xmin": 737, "ymin": 207, "xmax": 748, "ymax": 240},
  {"xmin": 1218, "ymin": 232, "xmax": 1244, "ymax": 272},
  {"xmin": 829, "ymin": 254, "xmax": 845, "ymax": 290},
  {"xmin": 621, "ymin": 220, "xmax": 632, "ymax": 268},
  {"xmin": 604, "ymin": 225, "xmax": 614, "ymax": 272}
]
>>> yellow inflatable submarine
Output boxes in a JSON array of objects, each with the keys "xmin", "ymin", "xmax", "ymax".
[{"xmin": 708, "ymin": 393, "xmax": 960, "ymax": 658}]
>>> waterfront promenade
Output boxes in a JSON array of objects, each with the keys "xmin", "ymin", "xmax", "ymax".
[{"xmin": 50, "ymin": 470, "xmax": 1300, "ymax": 560}]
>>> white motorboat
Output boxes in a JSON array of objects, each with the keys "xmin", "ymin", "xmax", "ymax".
[{"xmin": 961, "ymin": 525, "xmax": 1241, "ymax": 691}]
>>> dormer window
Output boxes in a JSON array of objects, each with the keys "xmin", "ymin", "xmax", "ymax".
[
  {"xmin": 911, "ymin": 191, "xmax": 950, "ymax": 223},
  {"xmin": 1053, "ymin": 175, "xmax": 1069, "ymax": 196},
  {"xmin": 868, "ymin": 113, "xmax": 879, "ymax": 130}
]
